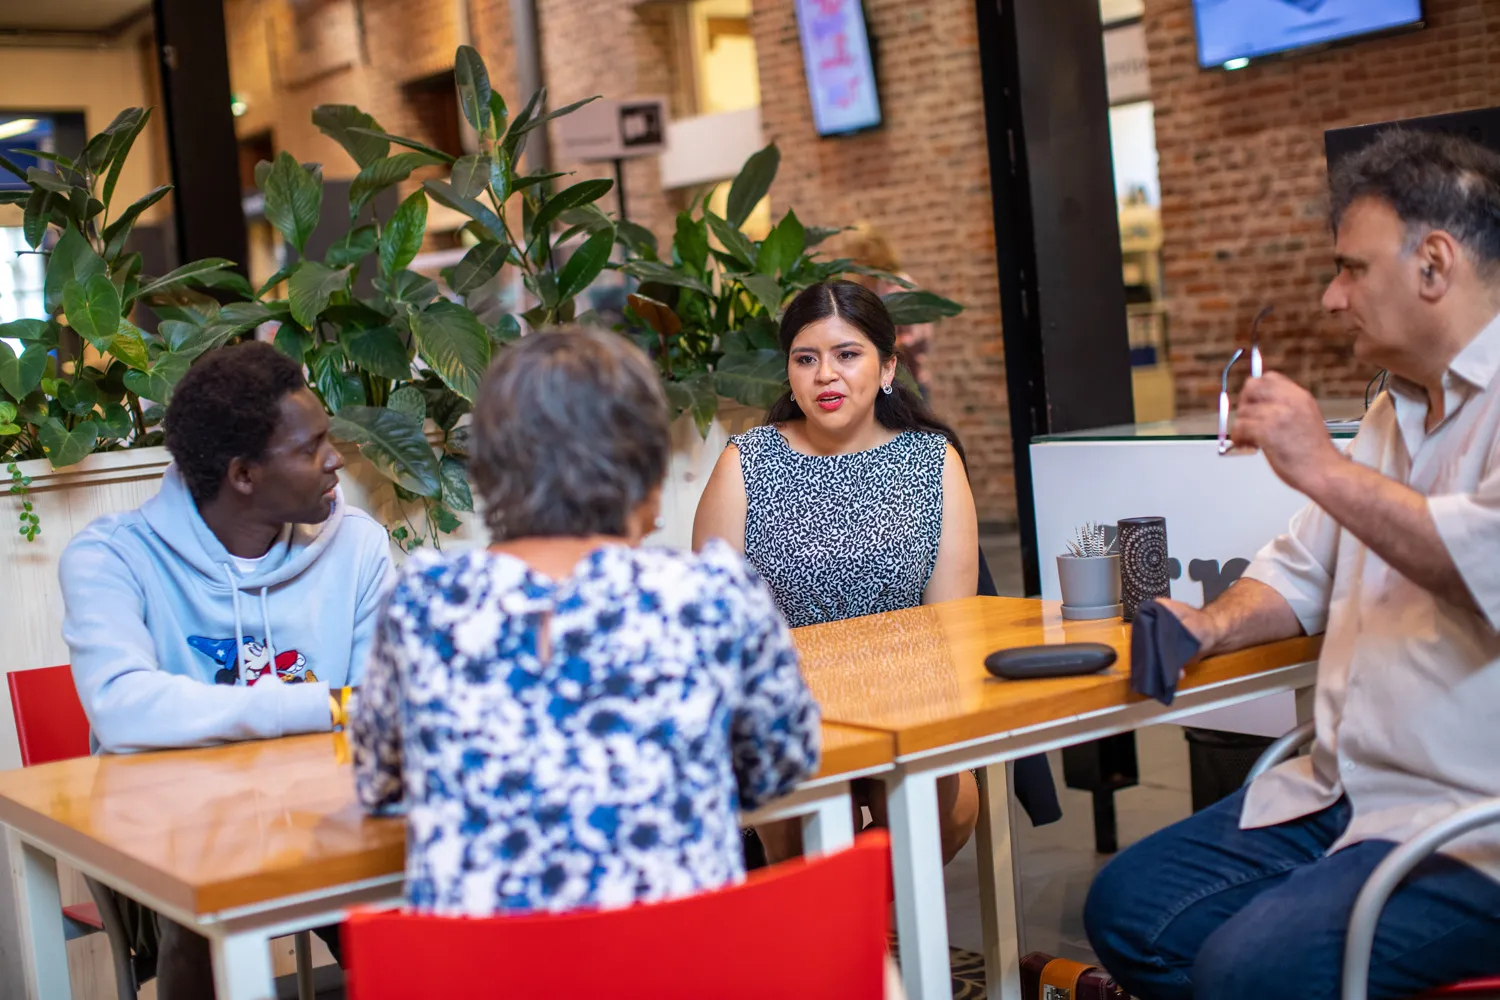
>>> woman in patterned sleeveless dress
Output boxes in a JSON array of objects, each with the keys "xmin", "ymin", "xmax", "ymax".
[{"xmin": 693, "ymin": 280, "xmax": 981, "ymax": 864}]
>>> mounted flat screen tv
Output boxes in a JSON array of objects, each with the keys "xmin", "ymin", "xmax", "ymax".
[
  {"xmin": 1193, "ymin": 0, "xmax": 1423, "ymax": 70},
  {"xmin": 795, "ymin": 0, "xmax": 882, "ymax": 137}
]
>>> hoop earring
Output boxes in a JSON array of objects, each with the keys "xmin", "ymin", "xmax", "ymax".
[{"xmin": 882, "ymin": 383, "xmax": 893, "ymax": 395}]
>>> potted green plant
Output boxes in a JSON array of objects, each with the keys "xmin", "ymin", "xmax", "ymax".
[{"xmin": 255, "ymin": 45, "xmax": 617, "ymax": 552}]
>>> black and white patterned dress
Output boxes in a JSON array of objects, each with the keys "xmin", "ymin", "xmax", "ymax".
[
  {"xmin": 734, "ymin": 423, "xmax": 947, "ymax": 628},
  {"xmin": 350, "ymin": 540, "xmax": 821, "ymax": 915}
]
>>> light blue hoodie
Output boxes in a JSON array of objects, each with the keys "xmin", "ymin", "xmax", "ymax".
[{"xmin": 59, "ymin": 465, "xmax": 394, "ymax": 753}]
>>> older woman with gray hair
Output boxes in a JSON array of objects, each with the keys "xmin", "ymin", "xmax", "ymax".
[{"xmin": 350, "ymin": 328, "xmax": 821, "ymax": 915}]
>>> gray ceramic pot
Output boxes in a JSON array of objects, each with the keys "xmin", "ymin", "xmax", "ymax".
[{"xmin": 1057, "ymin": 554, "xmax": 1122, "ymax": 620}]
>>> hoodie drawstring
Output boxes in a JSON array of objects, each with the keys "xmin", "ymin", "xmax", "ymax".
[
  {"xmin": 222, "ymin": 564, "xmax": 278, "ymax": 685},
  {"xmin": 259, "ymin": 587, "xmax": 276, "ymax": 679},
  {"xmin": 223, "ymin": 564, "xmax": 250, "ymax": 685}
]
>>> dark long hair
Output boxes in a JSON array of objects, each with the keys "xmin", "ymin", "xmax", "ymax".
[{"xmin": 766, "ymin": 280, "xmax": 967, "ymax": 465}]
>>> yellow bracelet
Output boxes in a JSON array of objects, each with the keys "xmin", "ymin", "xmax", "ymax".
[{"xmin": 329, "ymin": 693, "xmax": 345, "ymax": 729}]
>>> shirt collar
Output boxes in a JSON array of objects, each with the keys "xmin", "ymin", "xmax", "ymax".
[{"xmin": 1447, "ymin": 309, "xmax": 1500, "ymax": 391}]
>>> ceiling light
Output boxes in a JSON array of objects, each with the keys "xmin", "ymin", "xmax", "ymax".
[
  {"xmin": 1223, "ymin": 58, "xmax": 1251, "ymax": 71},
  {"xmin": 230, "ymin": 96, "xmax": 248, "ymax": 118},
  {"xmin": 0, "ymin": 119, "xmax": 40, "ymax": 141}
]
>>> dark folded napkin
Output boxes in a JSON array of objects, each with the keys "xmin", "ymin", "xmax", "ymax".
[{"xmin": 1130, "ymin": 599, "xmax": 1202, "ymax": 706}]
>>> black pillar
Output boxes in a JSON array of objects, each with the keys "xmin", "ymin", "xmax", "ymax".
[
  {"xmin": 976, "ymin": 0, "xmax": 1135, "ymax": 596},
  {"xmin": 152, "ymin": 0, "xmax": 248, "ymax": 272}
]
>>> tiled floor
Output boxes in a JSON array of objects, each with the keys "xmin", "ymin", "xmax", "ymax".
[{"xmin": 943, "ymin": 725, "xmax": 1196, "ymax": 965}]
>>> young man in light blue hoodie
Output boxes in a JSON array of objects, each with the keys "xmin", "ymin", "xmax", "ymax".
[{"xmin": 60, "ymin": 340, "xmax": 393, "ymax": 997}]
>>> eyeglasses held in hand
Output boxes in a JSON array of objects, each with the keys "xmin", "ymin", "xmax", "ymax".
[{"xmin": 1217, "ymin": 306, "xmax": 1271, "ymax": 456}]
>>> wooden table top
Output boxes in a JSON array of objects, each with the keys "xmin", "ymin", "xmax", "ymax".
[
  {"xmin": 0, "ymin": 722, "xmax": 890, "ymax": 917},
  {"xmin": 792, "ymin": 596, "xmax": 1322, "ymax": 756}
]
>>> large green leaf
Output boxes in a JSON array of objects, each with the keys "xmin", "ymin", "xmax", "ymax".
[
  {"xmin": 379, "ymin": 190, "xmax": 428, "ymax": 277},
  {"xmin": 55, "ymin": 378, "xmax": 99, "ymax": 415},
  {"xmin": 63, "ymin": 274, "xmax": 122, "ymax": 351},
  {"xmin": 38, "ymin": 417, "xmax": 99, "ymax": 468},
  {"xmin": 22, "ymin": 190, "xmax": 52, "ymax": 249},
  {"xmin": 312, "ymin": 105, "xmax": 389, "ymax": 168},
  {"xmin": 387, "ymin": 384, "xmax": 425, "ymax": 421},
  {"xmin": 622, "ymin": 260, "xmax": 712, "ymax": 295},
  {"xmin": 309, "ymin": 343, "xmax": 360, "ymax": 413},
  {"xmin": 83, "ymin": 107, "xmax": 142, "ymax": 172},
  {"xmin": 664, "ymin": 372, "xmax": 718, "ymax": 437},
  {"xmin": 274, "ymin": 322, "xmax": 314, "ymax": 364},
  {"xmin": 109, "ymin": 318, "xmax": 151, "ymax": 371},
  {"xmin": 134, "ymin": 259, "xmax": 240, "ymax": 301},
  {"xmin": 325, "ymin": 225, "xmax": 377, "ymax": 269},
  {"xmin": 342, "ymin": 325, "xmax": 411, "ymax": 381},
  {"xmin": 439, "ymin": 454, "xmax": 473, "ymax": 512},
  {"xmin": 350, "ymin": 128, "xmax": 455, "ymax": 165},
  {"xmin": 263, "ymin": 152, "xmax": 323, "ymax": 255},
  {"xmin": 100, "ymin": 184, "xmax": 172, "ymax": 259},
  {"xmin": 122, "ymin": 352, "xmax": 191, "ymax": 403},
  {"xmin": 511, "ymin": 95, "xmax": 600, "ymax": 141},
  {"xmin": 883, "ymin": 290, "xmax": 964, "ymax": 325},
  {"xmin": 757, "ymin": 209, "xmax": 805, "ymax": 278},
  {"xmin": 739, "ymin": 273, "xmax": 785, "ymax": 317},
  {"xmin": 422, "ymin": 180, "xmax": 504, "ymax": 241},
  {"xmin": 449, "ymin": 241, "xmax": 509, "ymax": 294},
  {"xmin": 501, "ymin": 88, "xmax": 545, "ymax": 166},
  {"xmin": 455, "ymin": 45, "xmax": 492, "ymax": 134},
  {"xmin": 713, "ymin": 348, "xmax": 787, "ymax": 409},
  {"xmin": 673, "ymin": 213, "xmax": 709, "ymax": 272},
  {"xmin": 26, "ymin": 167, "xmax": 72, "ymax": 196},
  {"xmin": 705, "ymin": 211, "xmax": 757, "ymax": 271},
  {"xmin": 615, "ymin": 219, "xmax": 658, "ymax": 261},
  {"xmin": 557, "ymin": 226, "xmax": 615, "ymax": 302},
  {"xmin": 0, "ymin": 341, "xmax": 49, "ymax": 399},
  {"xmin": 450, "ymin": 154, "xmax": 492, "ymax": 200},
  {"xmin": 411, "ymin": 300, "xmax": 492, "ymax": 402},
  {"xmin": 726, "ymin": 143, "xmax": 780, "ymax": 229},
  {"xmin": 0, "ymin": 319, "xmax": 54, "ymax": 344},
  {"xmin": 44, "ymin": 227, "xmax": 106, "ymax": 315},
  {"xmin": 349, "ymin": 152, "xmax": 442, "ymax": 221},
  {"xmin": 531, "ymin": 179, "xmax": 612, "ymax": 243},
  {"xmin": 329, "ymin": 405, "xmax": 441, "ymax": 497},
  {"xmin": 95, "ymin": 401, "xmax": 133, "ymax": 440},
  {"xmin": 289, "ymin": 261, "xmax": 351, "ymax": 327},
  {"xmin": 101, "ymin": 107, "xmax": 152, "ymax": 210}
]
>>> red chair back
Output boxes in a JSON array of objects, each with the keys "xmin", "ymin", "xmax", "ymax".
[
  {"xmin": 8, "ymin": 665, "xmax": 91, "ymax": 767},
  {"xmin": 345, "ymin": 831, "xmax": 892, "ymax": 1000}
]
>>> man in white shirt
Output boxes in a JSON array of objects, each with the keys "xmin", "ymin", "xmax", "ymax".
[{"xmin": 1084, "ymin": 129, "xmax": 1500, "ymax": 999}]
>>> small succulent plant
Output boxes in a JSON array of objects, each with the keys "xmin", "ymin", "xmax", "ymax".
[{"xmin": 1065, "ymin": 521, "xmax": 1117, "ymax": 558}]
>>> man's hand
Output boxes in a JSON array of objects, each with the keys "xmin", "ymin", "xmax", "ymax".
[
  {"xmin": 1154, "ymin": 596, "xmax": 1220, "ymax": 661},
  {"xmin": 1231, "ymin": 372, "xmax": 1345, "ymax": 495}
]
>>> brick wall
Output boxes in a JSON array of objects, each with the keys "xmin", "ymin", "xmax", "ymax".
[
  {"xmin": 750, "ymin": 0, "xmax": 1014, "ymax": 522},
  {"xmin": 1145, "ymin": 0, "xmax": 1500, "ymax": 413}
]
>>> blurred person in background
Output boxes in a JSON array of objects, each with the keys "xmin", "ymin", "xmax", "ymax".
[{"xmin": 834, "ymin": 222, "xmax": 937, "ymax": 399}]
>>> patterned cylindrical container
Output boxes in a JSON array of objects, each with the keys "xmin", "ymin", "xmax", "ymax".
[{"xmin": 1117, "ymin": 516, "xmax": 1170, "ymax": 621}]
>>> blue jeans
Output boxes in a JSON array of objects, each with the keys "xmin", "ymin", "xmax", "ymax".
[{"xmin": 1083, "ymin": 787, "xmax": 1500, "ymax": 1000}]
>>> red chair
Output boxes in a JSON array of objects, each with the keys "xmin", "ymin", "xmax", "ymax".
[{"xmin": 344, "ymin": 831, "xmax": 893, "ymax": 1000}]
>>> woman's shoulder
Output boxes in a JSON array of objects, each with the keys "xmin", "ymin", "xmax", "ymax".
[
  {"xmin": 627, "ymin": 538, "xmax": 755, "ymax": 586},
  {"xmin": 729, "ymin": 423, "xmax": 779, "ymax": 453}
]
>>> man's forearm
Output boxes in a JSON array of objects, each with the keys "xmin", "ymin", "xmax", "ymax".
[
  {"xmin": 1200, "ymin": 577, "xmax": 1306, "ymax": 656},
  {"xmin": 1303, "ymin": 455, "xmax": 1477, "ymax": 612}
]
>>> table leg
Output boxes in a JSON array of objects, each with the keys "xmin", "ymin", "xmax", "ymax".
[
  {"xmin": 7, "ymin": 828, "xmax": 71, "ymax": 1000},
  {"xmin": 800, "ymin": 783, "xmax": 857, "ymax": 856},
  {"xmin": 976, "ymin": 763, "xmax": 1024, "ymax": 1000},
  {"xmin": 885, "ymin": 769, "xmax": 950, "ymax": 1000},
  {"xmin": 212, "ymin": 930, "xmax": 276, "ymax": 1000}
]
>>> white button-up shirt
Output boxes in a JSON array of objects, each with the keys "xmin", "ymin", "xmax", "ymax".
[{"xmin": 1241, "ymin": 310, "xmax": 1500, "ymax": 881}]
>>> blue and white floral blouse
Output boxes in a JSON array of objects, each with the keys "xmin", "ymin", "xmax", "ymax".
[{"xmin": 350, "ymin": 540, "xmax": 821, "ymax": 916}]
